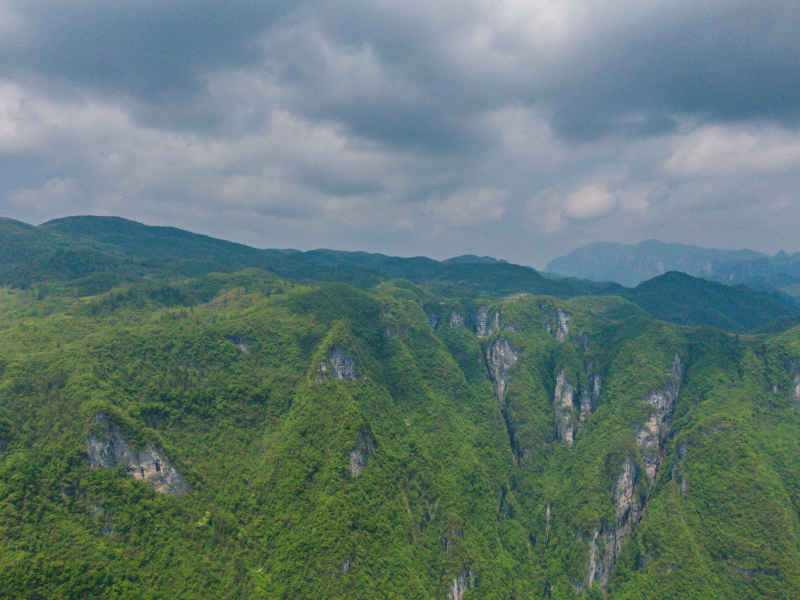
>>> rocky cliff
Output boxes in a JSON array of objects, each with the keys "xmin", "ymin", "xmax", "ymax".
[{"xmin": 87, "ymin": 414, "xmax": 188, "ymax": 495}]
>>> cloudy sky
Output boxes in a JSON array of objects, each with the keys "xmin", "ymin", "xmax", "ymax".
[{"xmin": 1, "ymin": 1, "xmax": 799, "ymax": 266}]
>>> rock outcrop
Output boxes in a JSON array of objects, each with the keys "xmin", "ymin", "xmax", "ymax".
[
  {"xmin": 544, "ymin": 308, "xmax": 571, "ymax": 342},
  {"xmin": 475, "ymin": 307, "xmax": 500, "ymax": 338},
  {"xmin": 87, "ymin": 414, "xmax": 188, "ymax": 495},
  {"xmin": 545, "ymin": 502, "xmax": 552, "ymax": 544},
  {"xmin": 485, "ymin": 339, "xmax": 520, "ymax": 459},
  {"xmin": 578, "ymin": 371, "xmax": 601, "ymax": 431},
  {"xmin": 636, "ymin": 355, "xmax": 683, "ymax": 484},
  {"xmin": 585, "ymin": 460, "xmax": 642, "ymax": 589},
  {"xmin": 348, "ymin": 430, "xmax": 375, "ymax": 477},
  {"xmin": 672, "ymin": 442, "xmax": 689, "ymax": 499},
  {"xmin": 226, "ymin": 335, "xmax": 252, "ymax": 353},
  {"xmin": 793, "ymin": 372, "xmax": 800, "ymax": 407},
  {"xmin": 486, "ymin": 339, "xmax": 518, "ymax": 407},
  {"xmin": 554, "ymin": 370, "xmax": 576, "ymax": 447},
  {"xmin": 584, "ymin": 356, "xmax": 684, "ymax": 590},
  {"xmin": 449, "ymin": 312, "xmax": 465, "ymax": 328},
  {"xmin": 317, "ymin": 347, "xmax": 358, "ymax": 380},
  {"xmin": 448, "ymin": 568, "xmax": 475, "ymax": 600},
  {"xmin": 425, "ymin": 310, "xmax": 441, "ymax": 330},
  {"xmin": 557, "ymin": 365, "xmax": 601, "ymax": 446}
]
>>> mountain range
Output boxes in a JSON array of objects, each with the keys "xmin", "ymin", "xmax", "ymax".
[
  {"xmin": 2, "ymin": 216, "xmax": 798, "ymax": 333},
  {"xmin": 547, "ymin": 239, "xmax": 800, "ymax": 295},
  {"xmin": 1, "ymin": 216, "xmax": 799, "ymax": 598}
]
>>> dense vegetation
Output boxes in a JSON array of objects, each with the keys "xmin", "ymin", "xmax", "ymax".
[
  {"xmin": 1, "ymin": 217, "xmax": 799, "ymax": 598},
  {"xmin": 2, "ymin": 216, "xmax": 797, "ymax": 332}
]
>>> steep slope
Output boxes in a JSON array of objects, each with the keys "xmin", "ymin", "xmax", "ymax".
[
  {"xmin": 0, "ymin": 271, "xmax": 799, "ymax": 598},
  {"xmin": 623, "ymin": 271, "xmax": 800, "ymax": 332},
  {"xmin": 3, "ymin": 215, "xmax": 799, "ymax": 330}
]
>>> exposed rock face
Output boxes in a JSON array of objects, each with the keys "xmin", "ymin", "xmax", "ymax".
[
  {"xmin": 586, "ymin": 460, "xmax": 642, "ymax": 589},
  {"xmin": 545, "ymin": 502, "xmax": 552, "ymax": 544},
  {"xmin": 486, "ymin": 339, "xmax": 518, "ymax": 407},
  {"xmin": 226, "ymin": 335, "xmax": 252, "ymax": 353},
  {"xmin": 670, "ymin": 442, "xmax": 690, "ymax": 500},
  {"xmin": 87, "ymin": 414, "xmax": 188, "ymax": 495},
  {"xmin": 727, "ymin": 562, "xmax": 756, "ymax": 578},
  {"xmin": 485, "ymin": 339, "xmax": 520, "ymax": 459},
  {"xmin": 348, "ymin": 431, "xmax": 375, "ymax": 477},
  {"xmin": 543, "ymin": 308, "xmax": 571, "ymax": 342},
  {"xmin": 475, "ymin": 307, "xmax": 500, "ymax": 338},
  {"xmin": 584, "ymin": 357, "xmax": 684, "ymax": 590},
  {"xmin": 556, "ymin": 308, "xmax": 571, "ymax": 342},
  {"xmin": 448, "ymin": 568, "xmax": 475, "ymax": 600},
  {"xmin": 449, "ymin": 312, "xmax": 465, "ymax": 328},
  {"xmin": 636, "ymin": 355, "xmax": 684, "ymax": 484},
  {"xmin": 578, "ymin": 373, "xmax": 602, "ymax": 431},
  {"xmin": 793, "ymin": 373, "xmax": 800, "ymax": 406},
  {"xmin": 318, "ymin": 347, "xmax": 357, "ymax": 380},
  {"xmin": 554, "ymin": 370, "xmax": 576, "ymax": 447},
  {"xmin": 384, "ymin": 324, "xmax": 409, "ymax": 339}
]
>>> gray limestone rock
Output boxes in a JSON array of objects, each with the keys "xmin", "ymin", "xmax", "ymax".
[
  {"xmin": 543, "ymin": 307, "xmax": 572, "ymax": 342},
  {"xmin": 475, "ymin": 306, "xmax": 501, "ymax": 338},
  {"xmin": 485, "ymin": 339, "xmax": 519, "ymax": 407},
  {"xmin": 87, "ymin": 414, "xmax": 188, "ymax": 495},
  {"xmin": 449, "ymin": 312, "xmax": 465, "ymax": 328},
  {"xmin": 554, "ymin": 369, "xmax": 576, "ymax": 447},
  {"xmin": 318, "ymin": 347, "xmax": 358, "ymax": 380},
  {"xmin": 636, "ymin": 355, "xmax": 683, "ymax": 484},
  {"xmin": 348, "ymin": 430, "xmax": 375, "ymax": 477},
  {"xmin": 226, "ymin": 335, "xmax": 252, "ymax": 353},
  {"xmin": 585, "ymin": 459, "xmax": 641, "ymax": 589},
  {"xmin": 448, "ymin": 568, "xmax": 475, "ymax": 600}
]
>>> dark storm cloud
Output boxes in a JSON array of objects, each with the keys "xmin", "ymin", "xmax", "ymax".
[
  {"xmin": 2, "ymin": 1, "xmax": 287, "ymax": 91},
  {"xmin": 2, "ymin": 0, "xmax": 800, "ymax": 264},
  {"xmin": 5, "ymin": 1, "xmax": 799, "ymax": 142}
]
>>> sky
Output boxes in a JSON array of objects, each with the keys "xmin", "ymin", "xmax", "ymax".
[{"xmin": 1, "ymin": 0, "xmax": 799, "ymax": 267}]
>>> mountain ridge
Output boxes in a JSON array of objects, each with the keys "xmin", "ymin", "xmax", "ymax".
[
  {"xmin": 547, "ymin": 239, "xmax": 800, "ymax": 292},
  {"xmin": 2, "ymin": 215, "xmax": 797, "ymax": 333}
]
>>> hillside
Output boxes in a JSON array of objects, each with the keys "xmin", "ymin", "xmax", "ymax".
[
  {"xmin": 0, "ymin": 266, "xmax": 799, "ymax": 598},
  {"xmin": 623, "ymin": 271, "xmax": 800, "ymax": 332},
  {"xmin": 2, "ymin": 216, "xmax": 797, "ymax": 332}
]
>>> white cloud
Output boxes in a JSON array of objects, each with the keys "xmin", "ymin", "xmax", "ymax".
[
  {"xmin": 528, "ymin": 183, "xmax": 621, "ymax": 234},
  {"xmin": 564, "ymin": 185, "xmax": 616, "ymax": 220},
  {"xmin": 665, "ymin": 124, "xmax": 800, "ymax": 175},
  {"xmin": 426, "ymin": 187, "xmax": 508, "ymax": 227}
]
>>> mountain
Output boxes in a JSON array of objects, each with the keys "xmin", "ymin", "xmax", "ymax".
[
  {"xmin": 2, "ymin": 215, "xmax": 797, "ymax": 332},
  {"xmin": 1, "ymin": 259, "xmax": 800, "ymax": 598},
  {"xmin": 547, "ymin": 239, "xmax": 767, "ymax": 287},
  {"xmin": 548, "ymin": 240, "xmax": 800, "ymax": 300},
  {"xmin": 442, "ymin": 254, "xmax": 508, "ymax": 265},
  {"xmin": 622, "ymin": 271, "xmax": 800, "ymax": 332}
]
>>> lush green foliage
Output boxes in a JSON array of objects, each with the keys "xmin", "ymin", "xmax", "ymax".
[
  {"xmin": 3, "ymin": 216, "xmax": 797, "ymax": 332},
  {"xmin": 1, "ymin": 218, "xmax": 799, "ymax": 598}
]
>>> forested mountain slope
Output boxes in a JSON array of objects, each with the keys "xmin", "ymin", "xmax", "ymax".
[
  {"xmin": 2, "ymin": 216, "xmax": 797, "ymax": 332},
  {"xmin": 0, "ymin": 266, "xmax": 799, "ymax": 598}
]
